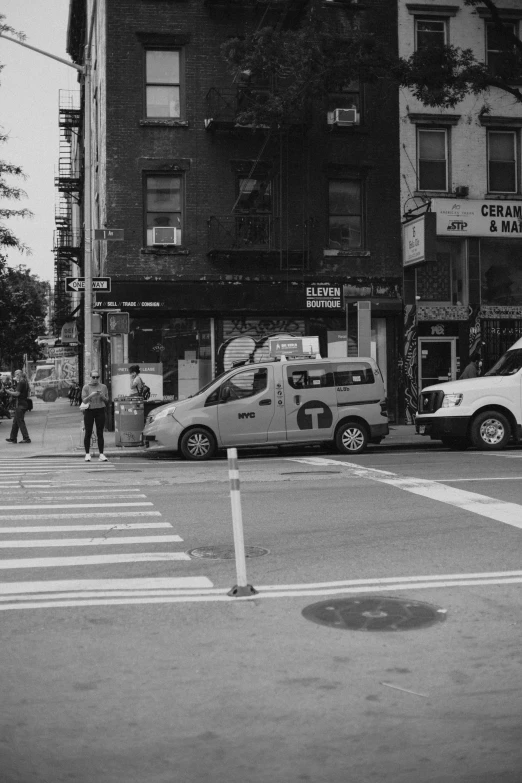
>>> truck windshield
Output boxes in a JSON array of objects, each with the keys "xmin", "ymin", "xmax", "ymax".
[{"xmin": 485, "ymin": 349, "xmax": 522, "ymax": 377}]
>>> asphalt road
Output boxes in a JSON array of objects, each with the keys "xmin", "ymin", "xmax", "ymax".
[{"xmin": 1, "ymin": 448, "xmax": 521, "ymax": 783}]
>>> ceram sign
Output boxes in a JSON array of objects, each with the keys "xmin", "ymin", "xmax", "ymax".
[{"xmin": 65, "ymin": 277, "xmax": 111, "ymax": 293}]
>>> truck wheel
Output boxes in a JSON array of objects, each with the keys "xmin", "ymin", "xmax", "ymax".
[
  {"xmin": 43, "ymin": 389, "xmax": 57, "ymax": 402},
  {"xmin": 471, "ymin": 411, "xmax": 510, "ymax": 451},
  {"xmin": 441, "ymin": 437, "xmax": 469, "ymax": 451},
  {"xmin": 335, "ymin": 421, "xmax": 368, "ymax": 455},
  {"xmin": 180, "ymin": 427, "xmax": 217, "ymax": 461}
]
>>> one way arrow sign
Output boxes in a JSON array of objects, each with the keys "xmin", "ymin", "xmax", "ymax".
[{"xmin": 65, "ymin": 277, "xmax": 111, "ymax": 293}]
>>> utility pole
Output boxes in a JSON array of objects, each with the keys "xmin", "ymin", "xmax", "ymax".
[{"xmin": 0, "ymin": 32, "xmax": 92, "ymax": 380}]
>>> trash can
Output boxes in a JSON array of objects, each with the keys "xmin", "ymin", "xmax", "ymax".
[{"xmin": 114, "ymin": 398, "xmax": 144, "ymax": 447}]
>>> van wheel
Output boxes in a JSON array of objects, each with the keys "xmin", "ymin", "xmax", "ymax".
[
  {"xmin": 336, "ymin": 421, "xmax": 368, "ymax": 455},
  {"xmin": 470, "ymin": 411, "xmax": 510, "ymax": 451},
  {"xmin": 441, "ymin": 437, "xmax": 469, "ymax": 451},
  {"xmin": 180, "ymin": 427, "xmax": 217, "ymax": 461}
]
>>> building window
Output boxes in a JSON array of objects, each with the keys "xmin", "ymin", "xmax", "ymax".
[
  {"xmin": 488, "ymin": 131, "xmax": 517, "ymax": 193},
  {"xmin": 328, "ymin": 180, "xmax": 362, "ymax": 250},
  {"xmin": 415, "ymin": 18, "xmax": 447, "ymax": 51},
  {"xmin": 145, "ymin": 50, "xmax": 181, "ymax": 118},
  {"xmin": 486, "ymin": 21, "xmax": 517, "ymax": 77},
  {"xmin": 327, "ymin": 80, "xmax": 361, "ymax": 126},
  {"xmin": 417, "ymin": 128, "xmax": 448, "ymax": 191},
  {"xmin": 146, "ymin": 175, "xmax": 182, "ymax": 246},
  {"xmin": 236, "ymin": 178, "xmax": 272, "ymax": 213}
]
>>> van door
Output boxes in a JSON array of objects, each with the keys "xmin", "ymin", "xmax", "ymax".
[
  {"xmin": 217, "ymin": 366, "xmax": 275, "ymax": 446},
  {"xmin": 284, "ymin": 364, "xmax": 338, "ymax": 442}
]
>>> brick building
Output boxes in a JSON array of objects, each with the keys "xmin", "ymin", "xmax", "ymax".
[
  {"xmin": 66, "ymin": 0, "xmax": 403, "ymax": 419},
  {"xmin": 399, "ymin": 0, "xmax": 522, "ymax": 421}
]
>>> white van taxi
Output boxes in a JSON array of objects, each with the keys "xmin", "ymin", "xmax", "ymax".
[
  {"xmin": 415, "ymin": 337, "xmax": 522, "ymax": 450},
  {"xmin": 143, "ymin": 355, "xmax": 389, "ymax": 460}
]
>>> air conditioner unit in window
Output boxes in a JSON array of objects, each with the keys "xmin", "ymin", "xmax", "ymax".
[
  {"xmin": 152, "ymin": 227, "xmax": 179, "ymax": 245},
  {"xmin": 328, "ymin": 108, "xmax": 359, "ymax": 126}
]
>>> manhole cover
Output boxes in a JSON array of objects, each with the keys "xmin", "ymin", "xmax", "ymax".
[
  {"xmin": 302, "ymin": 596, "xmax": 446, "ymax": 632},
  {"xmin": 187, "ymin": 545, "xmax": 269, "ymax": 560}
]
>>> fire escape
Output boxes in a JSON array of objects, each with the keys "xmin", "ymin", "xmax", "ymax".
[
  {"xmin": 53, "ymin": 89, "xmax": 82, "ymax": 329},
  {"xmin": 204, "ymin": 0, "xmax": 311, "ymax": 273}
]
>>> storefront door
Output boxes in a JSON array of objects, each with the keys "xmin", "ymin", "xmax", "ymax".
[{"xmin": 419, "ymin": 338, "xmax": 457, "ymax": 390}]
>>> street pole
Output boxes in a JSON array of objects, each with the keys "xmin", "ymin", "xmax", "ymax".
[{"xmin": 0, "ymin": 32, "xmax": 92, "ymax": 380}]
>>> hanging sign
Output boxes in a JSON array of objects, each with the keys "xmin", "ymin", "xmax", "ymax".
[{"xmin": 402, "ymin": 212, "xmax": 437, "ymax": 267}]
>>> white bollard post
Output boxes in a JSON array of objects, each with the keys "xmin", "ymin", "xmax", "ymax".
[{"xmin": 227, "ymin": 448, "xmax": 258, "ymax": 597}]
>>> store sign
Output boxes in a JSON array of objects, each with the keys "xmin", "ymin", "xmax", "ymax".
[
  {"xmin": 402, "ymin": 212, "xmax": 437, "ymax": 267},
  {"xmin": 60, "ymin": 320, "xmax": 78, "ymax": 343},
  {"xmin": 432, "ymin": 198, "xmax": 522, "ymax": 237},
  {"xmin": 111, "ymin": 363, "xmax": 163, "ymax": 400},
  {"xmin": 305, "ymin": 285, "xmax": 342, "ymax": 309}
]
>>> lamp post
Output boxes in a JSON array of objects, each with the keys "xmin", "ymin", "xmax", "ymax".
[{"xmin": 0, "ymin": 32, "xmax": 93, "ymax": 381}]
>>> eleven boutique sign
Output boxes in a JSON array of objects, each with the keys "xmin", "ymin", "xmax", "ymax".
[
  {"xmin": 431, "ymin": 198, "xmax": 522, "ymax": 237},
  {"xmin": 305, "ymin": 285, "xmax": 342, "ymax": 309}
]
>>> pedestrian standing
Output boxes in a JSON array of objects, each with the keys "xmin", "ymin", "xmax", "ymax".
[
  {"xmin": 82, "ymin": 370, "xmax": 109, "ymax": 462},
  {"xmin": 129, "ymin": 364, "xmax": 144, "ymax": 396},
  {"xmin": 459, "ymin": 355, "xmax": 481, "ymax": 379},
  {"xmin": 5, "ymin": 369, "xmax": 31, "ymax": 444}
]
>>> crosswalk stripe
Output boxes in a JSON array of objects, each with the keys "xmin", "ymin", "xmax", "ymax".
[
  {"xmin": 0, "ymin": 535, "xmax": 183, "ymax": 548},
  {"xmin": 0, "ymin": 576, "xmax": 213, "ymax": 595},
  {"xmin": 0, "ymin": 523, "xmax": 171, "ymax": 533},
  {"xmin": 0, "ymin": 502, "xmax": 153, "ymax": 510},
  {"xmin": 0, "ymin": 511, "xmax": 161, "ymax": 520},
  {"xmin": 0, "ymin": 552, "xmax": 191, "ymax": 569},
  {"xmin": 0, "ymin": 494, "xmax": 148, "ymax": 501}
]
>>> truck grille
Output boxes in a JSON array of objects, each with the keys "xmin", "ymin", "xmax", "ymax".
[{"xmin": 419, "ymin": 390, "xmax": 444, "ymax": 414}]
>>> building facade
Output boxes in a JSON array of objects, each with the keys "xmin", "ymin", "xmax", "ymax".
[
  {"xmin": 399, "ymin": 0, "xmax": 522, "ymax": 421},
  {"xmin": 66, "ymin": 0, "xmax": 403, "ymax": 418}
]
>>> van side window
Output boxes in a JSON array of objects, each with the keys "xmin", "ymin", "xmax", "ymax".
[
  {"xmin": 334, "ymin": 362, "xmax": 374, "ymax": 385},
  {"xmin": 221, "ymin": 367, "xmax": 268, "ymax": 400},
  {"xmin": 287, "ymin": 366, "xmax": 334, "ymax": 389}
]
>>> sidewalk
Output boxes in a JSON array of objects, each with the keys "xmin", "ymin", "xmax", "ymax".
[{"xmin": 0, "ymin": 398, "xmax": 432, "ymax": 459}]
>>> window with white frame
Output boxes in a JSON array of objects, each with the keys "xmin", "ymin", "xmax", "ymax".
[
  {"xmin": 488, "ymin": 130, "xmax": 517, "ymax": 194},
  {"xmin": 417, "ymin": 128, "xmax": 448, "ymax": 192},
  {"xmin": 146, "ymin": 175, "xmax": 182, "ymax": 246},
  {"xmin": 145, "ymin": 50, "xmax": 181, "ymax": 118},
  {"xmin": 328, "ymin": 180, "xmax": 362, "ymax": 250},
  {"xmin": 415, "ymin": 18, "xmax": 447, "ymax": 51},
  {"xmin": 486, "ymin": 21, "xmax": 518, "ymax": 77}
]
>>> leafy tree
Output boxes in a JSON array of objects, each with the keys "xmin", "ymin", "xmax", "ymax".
[
  {"xmin": 0, "ymin": 15, "xmax": 33, "ymax": 256},
  {"xmin": 221, "ymin": 0, "xmax": 522, "ymax": 127},
  {"xmin": 0, "ymin": 264, "xmax": 48, "ymax": 370}
]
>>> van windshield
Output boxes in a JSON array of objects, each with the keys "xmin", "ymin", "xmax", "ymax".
[{"xmin": 484, "ymin": 349, "xmax": 522, "ymax": 377}]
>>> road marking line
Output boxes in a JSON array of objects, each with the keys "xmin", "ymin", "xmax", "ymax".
[
  {"xmin": 0, "ymin": 576, "xmax": 213, "ymax": 595},
  {"xmin": 0, "ymin": 494, "xmax": 149, "ymax": 501},
  {"xmin": 0, "ymin": 523, "xmax": 172, "ymax": 533},
  {"xmin": 0, "ymin": 511, "xmax": 161, "ymax": 521},
  {"xmin": 0, "ymin": 576, "xmax": 521, "ymax": 610},
  {"xmin": 0, "ymin": 552, "xmax": 191, "ymax": 569},
  {"xmin": 0, "ymin": 535, "xmax": 183, "ymax": 548},
  {"xmin": 289, "ymin": 457, "xmax": 522, "ymax": 531},
  {"xmin": 0, "ymin": 502, "xmax": 153, "ymax": 510},
  {"xmin": 433, "ymin": 477, "xmax": 522, "ymax": 482}
]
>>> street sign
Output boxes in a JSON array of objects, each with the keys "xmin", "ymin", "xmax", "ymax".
[
  {"xmin": 108, "ymin": 312, "xmax": 130, "ymax": 335},
  {"xmin": 94, "ymin": 229, "xmax": 124, "ymax": 241},
  {"xmin": 65, "ymin": 277, "xmax": 112, "ymax": 292}
]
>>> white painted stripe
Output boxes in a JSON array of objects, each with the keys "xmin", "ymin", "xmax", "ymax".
[
  {"xmin": 0, "ymin": 552, "xmax": 191, "ymax": 569},
  {"xmin": 0, "ymin": 523, "xmax": 172, "ymax": 533},
  {"xmin": 0, "ymin": 535, "xmax": 182, "ymax": 548},
  {"xmin": 0, "ymin": 502, "xmax": 153, "ymax": 510},
  {"xmin": 0, "ymin": 576, "xmax": 213, "ymax": 595},
  {"xmin": 1, "ymin": 494, "xmax": 149, "ymax": 501},
  {"xmin": 0, "ymin": 511, "xmax": 161, "ymax": 521},
  {"xmin": 289, "ymin": 457, "xmax": 522, "ymax": 531},
  {"xmin": 434, "ymin": 477, "xmax": 522, "ymax": 482},
  {"xmin": 0, "ymin": 576, "xmax": 521, "ymax": 610}
]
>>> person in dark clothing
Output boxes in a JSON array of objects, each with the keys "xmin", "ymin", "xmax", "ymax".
[
  {"xmin": 81, "ymin": 370, "xmax": 110, "ymax": 462},
  {"xmin": 459, "ymin": 355, "xmax": 481, "ymax": 380},
  {"xmin": 5, "ymin": 369, "xmax": 31, "ymax": 444}
]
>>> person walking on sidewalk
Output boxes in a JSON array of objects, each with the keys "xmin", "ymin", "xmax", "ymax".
[
  {"xmin": 82, "ymin": 370, "xmax": 109, "ymax": 462},
  {"xmin": 5, "ymin": 369, "xmax": 31, "ymax": 444}
]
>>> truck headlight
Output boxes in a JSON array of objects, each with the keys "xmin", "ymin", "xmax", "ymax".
[{"xmin": 442, "ymin": 393, "xmax": 463, "ymax": 408}]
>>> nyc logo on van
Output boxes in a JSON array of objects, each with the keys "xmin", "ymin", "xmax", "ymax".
[{"xmin": 238, "ymin": 412, "xmax": 256, "ymax": 420}]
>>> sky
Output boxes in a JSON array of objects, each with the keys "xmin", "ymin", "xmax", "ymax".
[{"xmin": 1, "ymin": 0, "xmax": 75, "ymax": 283}]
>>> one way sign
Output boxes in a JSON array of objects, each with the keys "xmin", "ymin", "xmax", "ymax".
[{"xmin": 65, "ymin": 277, "xmax": 111, "ymax": 293}]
